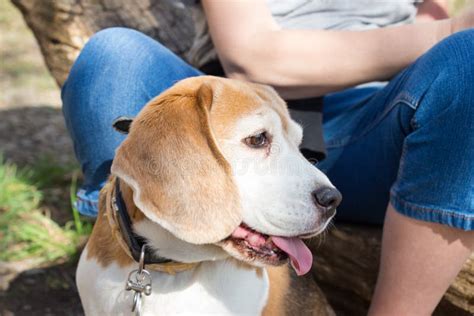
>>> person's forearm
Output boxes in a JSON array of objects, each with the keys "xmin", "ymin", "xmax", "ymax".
[
  {"xmin": 224, "ymin": 20, "xmax": 452, "ymax": 99},
  {"xmin": 416, "ymin": 0, "xmax": 449, "ymax": 22}
]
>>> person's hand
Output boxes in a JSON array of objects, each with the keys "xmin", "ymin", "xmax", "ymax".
[{"xmin": 451, "ymin": 6, "xmax": 474, "ymax": 34}]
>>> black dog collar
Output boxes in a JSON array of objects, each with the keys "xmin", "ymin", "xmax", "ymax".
[{"xmin": 112, "ymin": 179, "xmax": 171, "ymax": 265}]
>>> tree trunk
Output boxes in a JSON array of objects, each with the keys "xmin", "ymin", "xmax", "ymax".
[{"xmin": 11, "ymin": 1, "xmax": 474, "ymax": 315}]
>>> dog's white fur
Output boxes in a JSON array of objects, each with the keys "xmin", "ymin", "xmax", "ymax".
[
  {"xmin": 77, "ymin": 247, "xmax": 269, "ymax": 316},
  {"xmin": 77, "ymin": 77, "xmax": 336, "ymax": 315}
]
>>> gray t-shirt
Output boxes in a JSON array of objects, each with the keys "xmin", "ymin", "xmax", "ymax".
[{"xmin": 267, "ymin": 0, "xmax": 418, "ymax": 30}]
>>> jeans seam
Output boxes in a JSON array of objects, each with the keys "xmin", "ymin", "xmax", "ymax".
[
  {"xmin": 390, "ymin": 192, "xmax": 474, "ymax": 220},
  {"xmin": 326, "ymin": 100, "xmax": 415, "ymax": 149},
  {"xmin": 326, "ymin": 65, "xmax": 443, "ymax": 149}
]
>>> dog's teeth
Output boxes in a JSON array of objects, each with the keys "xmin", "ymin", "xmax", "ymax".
[
  {"xmin": 248, "ymin": 236, "xmax": 260, "ymax": 246},
  {"xmin": 232, "ymin": 226, "xmax": 250, "ymax": 239},
  {"xmin": 247, "ymin": 233, "xmax": 266, "ymax": 247}
]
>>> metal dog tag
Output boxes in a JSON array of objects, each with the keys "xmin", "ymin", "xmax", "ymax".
[{"xmin": 125, "ymin": 245, "xmax": 152, "ymax": 316}]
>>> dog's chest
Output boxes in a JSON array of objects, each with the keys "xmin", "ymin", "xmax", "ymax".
[{"xmin": 77, "ymin": 250, "xmax": 269, "ymax": 316}]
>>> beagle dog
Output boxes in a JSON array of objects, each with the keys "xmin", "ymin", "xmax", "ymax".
[{"xmin": 77, "ymin": 76, "xmax": 341, "ymax": 315}]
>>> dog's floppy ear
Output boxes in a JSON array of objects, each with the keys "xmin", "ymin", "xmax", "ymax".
[
  {"xmin": 111, "ymin": 82, "xmax": 242, "ymax": 244},
  {"xmin": 112, "ymin": 116, "xmax": 134, "ymax": 134}
]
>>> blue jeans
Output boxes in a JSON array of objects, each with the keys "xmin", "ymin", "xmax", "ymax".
[{"xmin": 62, "ymin": 27, "xmax": 474, "ymax": 231}]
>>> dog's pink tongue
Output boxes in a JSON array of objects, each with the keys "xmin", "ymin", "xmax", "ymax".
[{"xmin": 272, "ymin": 237, "xmax": 313, "ymax": 276}]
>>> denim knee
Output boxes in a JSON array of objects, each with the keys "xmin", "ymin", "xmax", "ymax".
[
  {"xmin": 64, "ymin": 28, "xmax": 171, "ymax": 88},
  {"xmin": 433, "ymin": 28, "xmax": 474, "ymax": 92},
  {"xmin": 409, "ymin": 29, "xmax": 474, "ymax": 130},
  {"xmin": 389, "ymin": 29, "xmax": 474, "ymax": 230},
  {"xmin": 63, "ymin": 27, "xmax": 200, "ymax": 100},
  {"xmin": 62, "ymin": 27, "xmax": 189, "ymax": 122},
  {"xmin": 83, "ymin": 27, "xmax": 171, "ymax": 59}
]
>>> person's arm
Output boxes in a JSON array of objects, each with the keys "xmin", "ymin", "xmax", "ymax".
[
  {"xmin": 416, "ymin": 0, "xmax": 449, "ymax": 22},
  {"xmin": 202, "ymin": 0, "xmax": 472, "ymax": 99}
]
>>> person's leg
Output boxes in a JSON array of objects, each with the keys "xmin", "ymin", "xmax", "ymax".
[
  {"xmin": 319, "ymin": 29, "xmax": 474, "ymax": 313},
  {"xmin": 62, "ymin": 27, "xmax": 201, "ymax": 216},
  {"xmin": 369, "ymin": 206, "xmax": 474, "ymax": 316}
]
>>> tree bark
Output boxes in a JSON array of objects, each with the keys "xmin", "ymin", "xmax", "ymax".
[{"xmin": 11, "ymin": 0, "xmax": 474, "ymax": 315}]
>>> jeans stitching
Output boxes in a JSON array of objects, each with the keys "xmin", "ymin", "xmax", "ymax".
[
  {"xmin": 326, "ymin": 100, "xmax": 411, "ymax": 149},
  {"xmin": 325, "ymin": 72, "xmax": 422, "ymax": 148},
  {"xmin": 391, "ymin": 192, "xmax": 474, "ymax": 220}
]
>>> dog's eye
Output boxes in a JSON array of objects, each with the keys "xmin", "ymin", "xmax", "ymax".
[{"xmin": 244, "ymin": 132, "xmax": 270, "ymax": 149}]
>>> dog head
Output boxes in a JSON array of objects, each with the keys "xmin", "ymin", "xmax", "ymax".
[{"xmin": 111, "ymin": 76, "xmax": 341, "ymax": 274}]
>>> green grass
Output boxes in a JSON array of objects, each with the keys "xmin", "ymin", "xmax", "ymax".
[{"xmin": 0, "ymin": 156, "xmax": 92, "ymax": 264}]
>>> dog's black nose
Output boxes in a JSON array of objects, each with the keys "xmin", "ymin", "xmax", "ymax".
[{"xmin": 312, "ymin": 187, "xmax": 342, "ymax": 209}]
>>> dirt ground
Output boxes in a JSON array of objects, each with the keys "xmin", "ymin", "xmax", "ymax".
[
  {"xmin": 0, "ymin": 261, "xmax": 84, "ymax": 316},
  {"xmin": 0, "ymin": 1, "xmax": 84, "ymax": 315}
]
